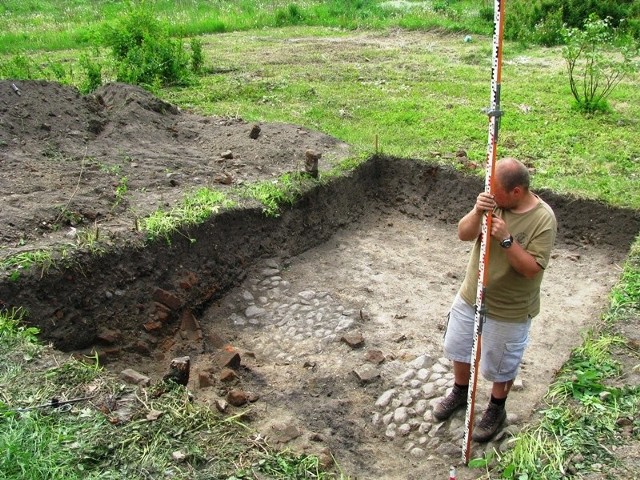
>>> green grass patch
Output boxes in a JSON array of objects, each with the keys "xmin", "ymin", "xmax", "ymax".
[
  {"xmin": 0, "ymin": 307, "xmax": 39, "ymax": 353},
  {"xmin": 0, "ymin": 250, "xmax": 56, "ymax": 281},
  {"xmin": 0, "ymin": 0, "xmax": 495, "ymax": 54},
  {"xmin": 240, "ymin": 172, "xmax": 318, "ymax": 217},
  {"xmin": 142, "ymin": 187, "xmax": 235, "ymax": 243}
]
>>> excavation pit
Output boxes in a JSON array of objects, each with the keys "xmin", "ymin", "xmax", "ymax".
[{"xmin": 1, "ymin": 81, "xmax": 639, "ymax": 478}]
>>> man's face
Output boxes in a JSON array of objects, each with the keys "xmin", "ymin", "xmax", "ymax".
[{"xmin": 493, "ymin": 175, "xmax": 517, "ymax": 209}]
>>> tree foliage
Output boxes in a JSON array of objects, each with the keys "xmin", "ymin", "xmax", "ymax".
[{"xmin": 506, "ymin": 0, "xmax": 640, "ymax": 45}]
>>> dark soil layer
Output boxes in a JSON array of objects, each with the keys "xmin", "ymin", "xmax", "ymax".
[{"xmin": 2, "ymin": 154, "xmax": 639, "ymax": 354}]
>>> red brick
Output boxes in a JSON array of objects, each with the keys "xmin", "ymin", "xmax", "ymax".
[
  {"xmin": 152, "ymin": 288, "xmax": 182, "ymax": 310},
  {"xmin": 143, "ymin": 320, "xmax": 162, "ymax": 332}
]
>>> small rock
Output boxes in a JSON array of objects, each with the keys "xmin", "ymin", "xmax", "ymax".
[
  {"xmin": 152, "ymin": 288, "xmax": 182, "ymax": 310},
  {"xmin": 365, "ymin": 349, "xmax": 385, "ymax": 364},
  {"xmin": 221, "ymin": 150, "xmax": 233, "ymax": 159},
  {"xmin": 341, "ymin": 332, "xmax": 365, "ymax": 348},
  {"xmin": 219, "ymin": 368, "xmax": 238, "ymax": 382},
  {"xmin": 245, "ymin": 305, "xmax": 266, "ymax": 318},
  {"xmin": 247, "ymin": 391, "xmax": 260, "ymax": 403},
  {"xmin": 198, "ymin": 371, "xmax": 214, "ymax": 388},
  {"xmin": 97, "ymin": 329, "xmax": 122, "ymax": 344},
  {"xmin": 163, "ymin": 356, "xmax": 190, "ymax": 386},
  {"xmin": 410, "ymin": 354, "xmax": 435, "ymax": 370},
  {"xmin": 214, "ymin": 398, "xmax": 228, "ymax": 412},
  {"xmin": 215, "ymin": 350, "xmax": 242, "ymax": 370},
  {"xmin": 353, "ymin": 365, "xmax": 380, "ymax": 384},
  {"xmin": 179, "ymin": 310, "xmax": 203, "ymax": 341},
  {"xmin": 392, "ymin": 333, "xmax": 407, "ymax": 343},
  {"xmin": 172, "ymin": 451, "xmax": 187, "ymax": 462},
  {"xmin": 206, "ymin": 331, "xmax": 227, "ymax": 349},
  {"xmin": 410, "ymin": 447, "xmax": 425, "ymax": 457},
  {"xmin": 394, "ymin": 407, "xmax": 408, "ymax": 423},
  {"xmin": 394, "ymin": 369, "xmax": 415, "ymax": 385},
  {"xmin": 214, "ymin": 172, "xmax": 234, "ymax": 184},
  {"xmin": 375, "ymin": 389, "xmax": 396, "ymax": 408},
  {"xmin": 226, "ymin": 389, "xmax": 248, "ymax": 407},
  {"xmin": 512, "ymin": 377, "xmax": 524, "ymax": 391},
  {"xmin": 120, "ymin": 368, "xmax": 151, "ymax": 386},
  {"xmin": 142, "ymin": 320, "xmax": 162, "ymax": 332},
  {"xmin": 146, "ymin": 409, "xmax": 163, "ymax": 421},
  {"xmin": 304, "ymin": 149, "xmax": 320, "ymax": 178},
  {"xmin": 249, "ymin": 124, "xmax": 261, "ymax": 139},
  {"xmin": 269, "ymin": 422, "xmax": 302, "ymax": 443}
]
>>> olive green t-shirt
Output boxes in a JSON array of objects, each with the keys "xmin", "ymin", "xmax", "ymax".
[{"xmin": 459, "ymin": 196, "xmax": 557, "ymax": 322}]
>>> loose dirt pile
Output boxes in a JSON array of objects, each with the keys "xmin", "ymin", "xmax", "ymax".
[
  {"xmin": 0, "ymin": 80, "xmax": 350, "ymax": 250},
  {"xmin": 1, "ymin": 79, "xmax": 639, "ymax": 479}
]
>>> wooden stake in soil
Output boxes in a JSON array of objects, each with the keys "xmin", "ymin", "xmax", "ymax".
[{"xmin": 462, "ymin": 0, "xmax": 507, "ymax": 465}]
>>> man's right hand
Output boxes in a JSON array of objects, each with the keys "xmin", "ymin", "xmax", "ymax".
[{"xmin": 475, "ymin": 192, "xmax": 496, "ymax": 215}]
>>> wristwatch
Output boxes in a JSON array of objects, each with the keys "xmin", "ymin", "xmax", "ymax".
[{"xmin": 500, "ymin": 235, "xmax": 513, "ymax": 249}]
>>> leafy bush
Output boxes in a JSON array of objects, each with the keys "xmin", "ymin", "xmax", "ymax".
[
  {"xmin": 101, "ymin": 4, "xmax": 202, "ymax": 88},
  {"xmin": 562, "ymin": 14, "xmax": 640, "ymax": 113},
  {"xmin": 506, "ymin": 0, "xmax": 640, "ymax": 45}
]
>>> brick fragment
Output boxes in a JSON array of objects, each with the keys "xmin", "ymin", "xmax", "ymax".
[
  {"xmin": 219, "ymin": 368, "xmax": 238, "ymax": 382},
  {"xmin": 96, "ymin": 329, "xmax": 122, "ymax": 344},
  {"xmin": 226, "ymin": 389, "xmax": 247, "ymax": 406},
  {"xmin": 341, "ymin": 332, "xmax": 365, "ymax": 349},
  {"xmin": 215, "ymin": 350, "xmax": 241, "ymax": 370},
  {"xmin": 198, "ymin": 371, "xmax": 214, "ymax": 388},
  {"xmin": 121, "ymin": 368, "xmax": 151, "ymax": 386},
  {"xmin": 143, "ymin": 320, "xmax": 162, "ymax": 332},
  {"xmin": 153, "ymin": 288, "xmax": 182, "ymax": 310},
  {"xmin": 179, "ymin": 309, "xmax": 203, "ymax": 341}
]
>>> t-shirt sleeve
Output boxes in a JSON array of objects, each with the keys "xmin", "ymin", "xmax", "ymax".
[
  {"xmin": 527, "ymin": 207, "xmax": 557, "ymax": 269},
  {"xmin": 529, "ymin": 227, "xmax": 555, "ymax": 269}
]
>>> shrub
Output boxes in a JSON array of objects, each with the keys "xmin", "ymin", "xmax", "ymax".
[
  {"xmin": 506, "ymin": 0, "xmax": 640, "ymax": 45},
  {"xmin": 190, "ymin": 38, "xmax": 204, "ymax": 74},
  {"xmin": 562, "ymin": 14, "xmax": 640, "ymax": 113},
  {"xmin": 101, "ymin": 4, "xmax": 202, "ymax": 88}
]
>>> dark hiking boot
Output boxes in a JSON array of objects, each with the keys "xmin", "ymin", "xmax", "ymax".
[
  {"xmin": 433, "ymin": 384, "xmax": 468, "ymax": 421},
  {"xmin": 472, "ymin": 402, "xmax": 507, "ymax": 442}
]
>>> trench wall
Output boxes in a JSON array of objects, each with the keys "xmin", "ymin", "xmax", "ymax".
[{"xmin": 2, "ymin": 156, "xmax": 639, "ymax": 353}]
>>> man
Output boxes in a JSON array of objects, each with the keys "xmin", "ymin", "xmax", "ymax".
[{"xmin": 433, "ymin": 157, "xmax": 557, "ymax": 442}]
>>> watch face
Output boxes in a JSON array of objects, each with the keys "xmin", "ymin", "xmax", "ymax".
[{"xmin": 501, "ymin": 237, "xmax": 513, "ymax": 248}]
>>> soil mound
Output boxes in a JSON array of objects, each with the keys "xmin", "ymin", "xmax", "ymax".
[{"xmin": 0, "ymin": 80, "xmax": 352, "ymax": 249}]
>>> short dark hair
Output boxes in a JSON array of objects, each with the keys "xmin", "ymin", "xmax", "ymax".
[{"xmin": 499, "ymin": 158, "xmax": 530, "ymax": 192}]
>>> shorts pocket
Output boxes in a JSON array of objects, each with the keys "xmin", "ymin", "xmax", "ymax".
[
  {"xmin": 496, "ymin": 339, "xmax": 528, "ymax": 377},
  {"xmin": 442, "ymin": 312, "xmax": 450, "ymax": 341}
]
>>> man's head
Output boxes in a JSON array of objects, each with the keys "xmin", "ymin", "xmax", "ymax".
[{"xmin": 493, "ymin": 158, "xmax": 530, "ymax": 209}]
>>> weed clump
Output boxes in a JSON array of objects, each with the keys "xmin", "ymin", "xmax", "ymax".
[{"xmin": 100, "ymin": 4, "xmax": 201, "ymax": 89}]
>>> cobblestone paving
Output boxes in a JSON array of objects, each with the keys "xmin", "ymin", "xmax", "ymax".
[
  {"xmin": 193, "ymin": 210, "xmax": 618, "ymax": 478},
  {"xmin": 214, "ymin": 257, "xmax": 517, "ymax": 466}
]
